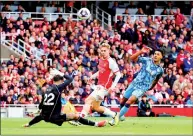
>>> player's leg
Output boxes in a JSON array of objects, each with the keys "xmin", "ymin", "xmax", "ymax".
[
  {"xmin": 120, "ymin": 97, "xmax": 128, "ymax": 110},
  {"xmin": 61, "ymin": 101, "xmax": 81, "ymax": 126},
  {"xmin": 92, "ymin": 99, "xmax": 117, "ymax": 117},
  {"xmin": 119, "ymin": 90, "xmax": 144, "ymax": 118},
  {"xmin": 80, "ymin": 95, "xmax": 95, "ymax": 117},
  {"xmin": 119, "ymin": 95, "xmax": 137, "ymax": 118},
  {"xmin": 65, "ymin": 113, "xmax": 107, "ymax": 127},
  {"xmin": 118, "ymin": 85, "xmax": 134, "ymax": 120},
  {"xmin": 92, "ymin": 86, "xmax": 118, "ymax": 118},
  {"xmin": 23, "ymin": 115, "xmax": 43, "ymax": 127},
  {"xmin": 91, "ymin": 86, "xmax": 120, "ymax": 123},
  {"xmin": 81, "ymin": 85, "xmax": 107, "ymax": 117}
]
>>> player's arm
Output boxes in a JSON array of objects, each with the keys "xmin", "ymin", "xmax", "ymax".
[
  {"xmin": 111, "ymin": 71, "xmax": 121, "ymax": 89},
  {"xmin": 57, "ymin": 75, "xmax": 73, "ymax": 92},
  {"xmin": 130, "ymin": 46, "xmax": 150, "ymax": 62},
  {"xmin": 108, "ymin": 59, "xmax": 121, "ymax": 92},
  {"xmin": 90, "ymin": 71, "xmax": 99, "ymax": 79},
  {"xmin": 149, "ymin": 73, "xmax": 162, "ymax": 90}
]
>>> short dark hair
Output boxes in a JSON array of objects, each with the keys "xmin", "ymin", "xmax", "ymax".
[
  {"xmin": 53, "ymin": 75, "xmax": 63, "ymax": 82},
  {"xmin": 142, "ymin": 94, "xmax": 147, "ymax": 98},
  {"xmin": 155, "ymin": 49, "xmax": 164, "ymax": 56}
]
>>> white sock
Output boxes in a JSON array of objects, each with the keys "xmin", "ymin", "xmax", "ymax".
[
  {"xmin": 103, "ymin": 108, "xmax": 116, "ymax": 118},
  {"xmin": 94, "ymin": 122, "xmax": 98, "ymax": 127}
]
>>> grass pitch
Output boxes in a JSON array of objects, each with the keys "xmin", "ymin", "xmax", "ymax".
[{"xmin": 1, "ymin": 117, "xmax": 192, "ymax": 135}]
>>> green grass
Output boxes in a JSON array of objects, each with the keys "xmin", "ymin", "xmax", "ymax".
[{"xmin": 1, "ymin": 117, "xmax": 192, "ymax": 135}]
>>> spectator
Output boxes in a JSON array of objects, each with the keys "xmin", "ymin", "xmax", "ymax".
[
  {"xmin": 17, "ymin": 13, "xmax": 23, "ymax": 21},
  {"xmin": 160, "ymin": 41, "xmax": 171, "ymax": 58},
  {"xmin": 0, "ymin": 90, "xmax": 7, "ymax": 103},
  {"xmin": 164, "ymin": 68, "xmax": 176, "ymax": 89},
  {"xmin": 145, "ymin": 15, "xmax": 153, "ymax": 27},
  {"xmin": 174, "ymin": 94, "xmax": 184, "ymax": 105},
  {"xmin": 161, "ymin": 8, "xmax": 168, "ymax": 15},
  {"xmin": 107, "ymin": 92, "xmax": 120, "ymax": 106},
  {"xmin": 169, "ymin": 94, "xmax": 175, "ymax": 105},
  {"xmin": 17, "ymin": 95, "xmax": 28, "ymax": 104},
  {"xmin": 120, "ymin": 27, "xmax": 129, "ymax": 40},
  {"xmin": 56, "ymin": 14, "xmax": 65, "ymax": 26},
  {"xmin": 127, "ymin": 1, "xmax": 136, "ymax": 8},
  {"xmin": 55, "ymin": 7, "xmax": 62, "ymax": 13},
  {"xmin": 146, "ymin": 90, "xmax": 157, "ymax": 103},
  {"xmin": 1, "ymin": 6, "xmax": 193, "ymax": 108},
  {"xmin": 174, "ymin": 8, "xmax": 185, "ymax": 26},
  {"xmin": 40, "ymin": 7, "xmax": 46, "ymax": 13},
  {"xmin": 186, "ymin": 93, "xmax": 193, "ymax": 107},
  {"xmin": 189, "ymin": 9, "xmax": 193, "ymax": 30},
  {"xmin": 169, "ymin": 47, "xmax": 178, "ymax": 64},
  {"xmin": 66, "ymin": 1, "xmax": 74, "ymax": 13},
  {"xmin": 107, "ymin": 25, "xmax": 114, "ymax": 37},
  {"xmin": 122, "ymin": 8, "xmax": 130, "ymax": 15},
  {"xmin": 36, "ymin": 71, "xmax": 46, "ymax": 87},
  {"xmin": 183, "ymin": 53, "xmax": 193, "ymax": 74},
  {"xmin": 15, "ymin": 5, "xmax": 25, "ymax": 12},
  {"xmin": 136, "ymin": 8, "xmax": 145, "ymax": 15},
  {"xmin": 173, "ymin": 75, "xmax": 187, "ymax": 92},
  {"xmin": 160, "ymin": 86, "xmax": 170, "ymax": 101},
  {"xmin": 176, "ymin": 49, "xmax": 186, "ymax": 69},
  {"xmin": 111, "ymin": 2, "xmax": 119, "ymax": 17},
  {"xmin": 182, "ymin": 86, "xmax": 191, "ymax": 101},
  {"xmin": 6, "ymin": 96, "xmax": 14, "ymax": 104},
  {"xmin": 70, "ymin": 93, "xmax": 84, "ymax": 104},
  {"xmin": 17, "ymin": 61, "xmax": 25, "ymax": 75},
  {"xmin": 7, "ymin": 55, "xmax": 15, "ymax": 66},
  {"xmin": 167, "ymin": 1, "xmax": 173, "ymax": 9},
  {"xmin": 137, "ymin": 95, "xmax": 155, "ymax": 117},
  {"xmin": 1, "ymin": 4, "xmax": 11, "ymax": 12},
  {"xmin": 169, "ymin": 9, "xmax": 174, "ymax": 15},
  {"xmin": 116, "ymin": 16, "xmax": 125, "ymax": 32}
]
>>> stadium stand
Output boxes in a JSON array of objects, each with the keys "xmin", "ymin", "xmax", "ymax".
[{"xmin": 0, "ymin": 2, "xmax": 193, "ymax": 114}]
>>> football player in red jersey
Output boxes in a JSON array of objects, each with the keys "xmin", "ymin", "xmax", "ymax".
[{"xmin": 80, "ymin": 43, "xmax": 121, "ymax": 125}]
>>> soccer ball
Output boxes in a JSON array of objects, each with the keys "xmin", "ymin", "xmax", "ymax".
[{"xmin": 77, "ymin": 8, "xmax": 91, "ymax": 20}]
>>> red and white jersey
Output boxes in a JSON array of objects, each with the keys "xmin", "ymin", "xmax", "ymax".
[{"xmin": 98, "ymin": 57, "xmax": 119, "ymax": 89}]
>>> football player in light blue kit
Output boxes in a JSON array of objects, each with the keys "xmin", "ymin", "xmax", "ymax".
[{"xmin": 109, "ymin": 47, "xmax": 164, "ymax": 125}]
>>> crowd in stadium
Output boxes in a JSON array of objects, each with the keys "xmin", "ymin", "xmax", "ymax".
[{"xmin": 0, "ymin": 2, "xmax": 193, "ymax": 107}]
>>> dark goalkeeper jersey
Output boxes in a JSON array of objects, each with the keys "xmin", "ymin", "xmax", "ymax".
[{"xmin": 39, "ymin": 75, "xmax": 73, "ymax": 118}]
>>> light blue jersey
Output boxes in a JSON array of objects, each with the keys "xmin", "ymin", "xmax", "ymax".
[{"xmin": 124, "ymin": 57, "xmax": 164, "ymax": 98}]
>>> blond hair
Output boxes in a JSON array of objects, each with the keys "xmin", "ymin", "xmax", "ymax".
[{"xmin": 100, "ymin": 43, "xmax": 110, "ymax": 49}]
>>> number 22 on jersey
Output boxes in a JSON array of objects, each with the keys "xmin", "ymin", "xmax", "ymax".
[{"xmin": 43, "ymin": 93, "xmax": 55, "ymax": 106}]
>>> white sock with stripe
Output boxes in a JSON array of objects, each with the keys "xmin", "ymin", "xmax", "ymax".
[{"xmin": 103, "ymin": 108, "xmax": 116, "ymax": 118}]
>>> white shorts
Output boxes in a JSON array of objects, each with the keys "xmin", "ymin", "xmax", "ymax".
[{"xmin": 90, "ymin": 85, "xmax": 108, "ymax": 101}]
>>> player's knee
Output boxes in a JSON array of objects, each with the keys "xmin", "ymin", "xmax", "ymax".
[
  {"xmin": 127, "ymin": 95, "xmax": 137, "ymax": 104},
  {"xmin": 85, "ymin": 97, "xmax": 92, "ymax": 104},
  {"xmin": 66, "ymin": 113, "xmax": 77, "ymax": 120},
  {"xmin": 73, "ymin": 113, "xmax": 80, "ymax": 120},
  {"xmin": 126, "ymin": 99, "xmax": 135, "ymax": 105},
  {"xmin": 120, "ymin": 98, "xmax": 127, "ymax": 105},
  {"xmin": 92, "ymin": 104, "xmax": 100, "ymax": 111}
]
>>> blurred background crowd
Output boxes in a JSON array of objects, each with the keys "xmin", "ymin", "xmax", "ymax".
[{"xmin": 0, "ymin": 1, "xmax": 193, "ymax": 107}]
